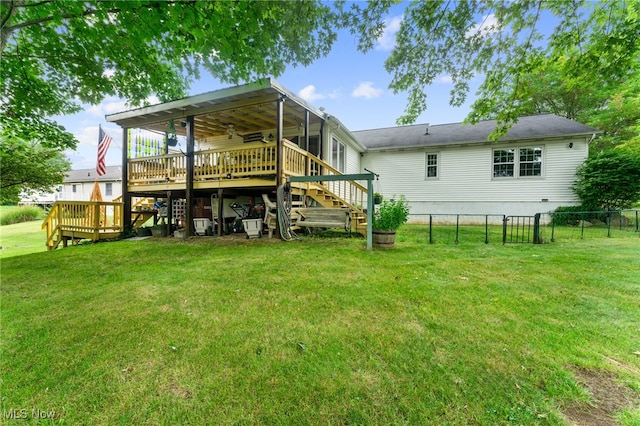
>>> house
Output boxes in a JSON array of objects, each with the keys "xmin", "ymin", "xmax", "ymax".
[
  {"xmin": 355, "ymin": 114, "xmax": 600, "ymax": 221},
  {"xmin": 44, "ymin": 79, "xmax": 600, "ymax": 247},
  {"xmin": 20, "ymin": 166, "xmax": 122, "ymax": 206},
  {"xmin": 59, "ymin": 166, "xmax": 122, "ymax": 201}
]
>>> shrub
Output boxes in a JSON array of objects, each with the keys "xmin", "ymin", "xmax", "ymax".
[
  {"xmin": 373, "ymin": 195, "xmax": 410, "ymax": 231},
  {"xmin": 550, "ymin": 205, "xmax": 612, "ymax": 226},
  {"xmin": 0, "ymin": 206, "xmax": 45, "ymax": 226},
  {"xmin": 574, "ymin": 150, "xmax": 640, "ymax": 210}
]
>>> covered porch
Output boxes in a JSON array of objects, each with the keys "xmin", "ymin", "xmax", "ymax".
[{"xmin": 106, "ymin": 78, "xmax": 369, "ymax": 238}]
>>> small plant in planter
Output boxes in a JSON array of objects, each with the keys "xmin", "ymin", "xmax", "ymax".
[
  {"xmin": 373, "ymin": 192, "xmax": 383, "ymax": 205},
  {"xmin": 372, "ymin": 195, "xmax": 410, "ymax": 247}
]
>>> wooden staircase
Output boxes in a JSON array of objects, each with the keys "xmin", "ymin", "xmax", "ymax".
[{"xmin": 113, "ymin": 196, "xmax": 158, "ymax": 228}]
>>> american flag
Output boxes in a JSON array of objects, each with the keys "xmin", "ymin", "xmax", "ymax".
[{"xmin": 96, "ymin": 125, "xmax": 113, "ymax": 176}]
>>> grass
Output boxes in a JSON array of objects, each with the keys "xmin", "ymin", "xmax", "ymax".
[
  {"xmin": 1, "ymin": 229, "xmax": 639, "ymax": 425},
  {"xmin": 0, "ymin": 206, "xmax": 47, "ymax": 259},
  {"xmin": 0, "ymin": 205, "xmax": 45, "ymax": 226}
]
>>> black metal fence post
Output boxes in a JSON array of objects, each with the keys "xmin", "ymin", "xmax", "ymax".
[
  {"xmin": 429, "ymin": 214, "xmax": 433, "ymax": 244},
  {"xmin": 502, "ymin": 216, "xmax": 507, "ymax": 244},
  {"xmin": 485, "ymin": 215, "xmax": 489, "ymax": 244},
  {"xmin": 533, "ymin": 213, "xmax": 541, "ymax": 244}
]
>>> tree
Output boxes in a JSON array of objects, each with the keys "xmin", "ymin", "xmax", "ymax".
[
  {"xmin": 349, "ymin": 0, "xmax": 640, "ymax": 137},
  {"xmin": 573, "ymin": 150, "xmax": 640, "ymax": 210},
  {"xmin": 0, "ymin": 136, "xmax": 71, "ymax": 203},
  {"xmin": 586, "ymin": 69, "xmax": 640, "ymax": 153},
  {"xmin": 0, "ymin": 0, "xmax": 346, "ymax": 197}
]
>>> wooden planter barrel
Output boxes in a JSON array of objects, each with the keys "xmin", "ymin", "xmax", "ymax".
[{"xmin": 372, "ymin": 229, "xmax": 396, "ymax": 248}]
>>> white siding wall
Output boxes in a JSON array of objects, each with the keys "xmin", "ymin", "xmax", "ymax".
[
  {"xmin": 59, "ymin": 181, "xmax": 122, "ymax": 201},
  {"xmin": 361, "ymin": 137, "xmax": 589, "ymax": 219}
]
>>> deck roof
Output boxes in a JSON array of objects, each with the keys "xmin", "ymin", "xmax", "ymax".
[
  {"xmin": 106, "ymin": 78, "xmax": 326, "ymax": 140},
  {"xmin": 352, "ymin": 114, "xmax": 601, "ymax": 150}
]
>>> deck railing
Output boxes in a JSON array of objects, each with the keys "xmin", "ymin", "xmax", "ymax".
[
  {"xmin": 42, "ymin": 201, "xmax": 124, "ymax": 250},
  {"xmin": 284, "ymin": 141, "xmax": 368, "ymax": 211},
  {"xmin": 126, "ymin": 140, "xmax": 368, "ymax": 212},
  {"xmin": 128, "ymin": 142, "xmax": 278, "ymax": 184}
]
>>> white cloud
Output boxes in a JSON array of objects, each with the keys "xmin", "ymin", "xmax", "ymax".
[
  {"xmin": 86, "ymin": 98, "xmax": 128, "ymax": 117},
  {"xmin": 376, "ymin": 16, "xmax": 402, "ymax": 50},
  {"xmin": 439, "ymin": 75, "xmax": 453, "ymax": 84},
  {"xmin": 298, "ymin": 85, "xmax": 326, "ymax": 101},
  {"xmin": 352, "ymin": 82, "xmax": 383, "ymax": 99},
  {"xmin": 465, "ymin": 14, "xmax": 501, "ymax": 38}
]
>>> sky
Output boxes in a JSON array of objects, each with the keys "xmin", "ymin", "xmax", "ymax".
[{"xmin": 57, "ymin": 5, "xmax": 484, "ymax": 171}]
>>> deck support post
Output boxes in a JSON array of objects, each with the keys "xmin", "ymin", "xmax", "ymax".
[
  {"xmin": 185, "ymin": 115, "xmax": 195, "ymax": 238},
  {"xmin": 217, "ymin": 189, "xmax": 224, "ymax": 236},
  {"xmin": 121, "ymin": 127, "xmax": 131, "ymax": 229},
  {"xmin": 276, "ymin": 95, "xmax": 285, "ymax": 187},
  {"xmin": 304, "ymin": 110, "xmax": 310, "ymax": 176},
  {"xmin": 166, "ymin": 191, "xmax": 173, "ymax": 236}
]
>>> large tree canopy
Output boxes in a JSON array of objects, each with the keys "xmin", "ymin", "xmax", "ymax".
[
  {"xmin": 1, "ymin": 0, "xmax": 356, "ymax": 198},
  {"xmin": 361, "ymin": 0, "xmax": 640, "ymax": 136},
  {"xmin": 1, "ymin": 0, "xmax": 343, "ymax": 144}
]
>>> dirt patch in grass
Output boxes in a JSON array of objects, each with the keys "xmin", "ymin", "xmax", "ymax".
[{"xmin": 563, "ymin": 366, "xmax": 638, "ymax": 425}]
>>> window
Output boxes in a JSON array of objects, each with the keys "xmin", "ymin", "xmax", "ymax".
[
  {"xmin": 331, "ymin": 138, "xmax": 346, "ymax": 172},
  {"xmin": 308, "ymin": 135, "xmax": 320, "ymax": 157},
  {"xmin": 105, "ymin": 183, "xmax": 113, "ymax": 196},
  {"xmin": 72, "ymin": 184, "xmax": 77, "ymax": 193},
  {"xmin": 492, "ymin": 146, "xmax": 543, "ymax": 178},
  {"xmin": 425, "ymin": 153, "xmax": 438, "ymax": 179},
  {"xmin": 519, "ymin": 147, "xmax": 542, "ymax": 177},
  {"xmin": 493, "ymin": 149, "xmax": 515, "ymax": 178}
]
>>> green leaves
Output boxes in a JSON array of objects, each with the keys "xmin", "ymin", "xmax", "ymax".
[
  {"xmin": 372, "ymin": 195, "xmax": 410, "ymax": 231},
  {"xmin": 1, "ymin": 0, "xmax": 346, "ymax": 197},
  {"xmin": 359, "ymin": 0, "xmax": 640, "ymax": 137},
  {"xmin": 574, "ymin": 150, "xmax": 640, "ymax": 210}
]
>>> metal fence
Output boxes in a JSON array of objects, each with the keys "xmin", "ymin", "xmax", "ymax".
[
  {"xmin": 408, "ymin": 210, "xmax": 640, "ymax": 244},
  {"xmin": 540, "ymin": 209, "xmax": 640, "ymax": 242}
]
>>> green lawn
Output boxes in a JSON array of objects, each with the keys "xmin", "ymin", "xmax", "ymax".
[
  {"xmin": 0, "ymin": 205, "xmax": 47, "ymax": 259},
  {"xmin": 1, "ymin": 229, "xmax": 639, "ymax": 425}
]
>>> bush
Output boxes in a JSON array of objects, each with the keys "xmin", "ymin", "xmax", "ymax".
[
  {"xmin": 574, "ymin": 150, "xmax": 640, "ymax": 210},
  {"xmin": 550, "ymin": 206, "xmax": 613, "ymax": 226},
  {"xmin": 373, "ymin": 195, "xmax": 410, "ymax": 231},
  {"xmin": 0, "ymin": 206, "xmax": 45, "ymax": 226}
]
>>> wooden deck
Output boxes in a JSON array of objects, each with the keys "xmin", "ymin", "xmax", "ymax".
[
  {"xmin": 126, "ymin": 140, "xmax": 365, "ymax": 201},
  {"xmin": 43, "ymin": 142, "xmax": 370, "ymax": 250},
  {"xmin": 42, "ymin": 201, "xmax": 124, "ymax": 250}
]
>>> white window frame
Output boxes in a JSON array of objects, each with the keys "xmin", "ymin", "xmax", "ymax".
[
  {"xmin": 331, "ymin": 137, "xmax": 346, "ymax": 173},
  {"xmin": 492, "ymin": 146, "xmax": 544, "ymax": 179},
  {"xmin": 105, "ymin": 182, "xmax": 113, "ymax": 196},
  {"xmin": 425, "ymin": 152, "xmax": 439, "ymax": 179}
]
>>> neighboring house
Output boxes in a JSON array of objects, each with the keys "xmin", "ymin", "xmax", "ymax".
[
  {"xmin": 355, "ymin": 114, "xmax": 600, "ymax": 219},
  {"xmin": 19, "ymin": 166, "xmax": 123, "ymax": 206},
  {"xmin": 59, "ymin": 166, "xmax": 122, "ymax": 201}
]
